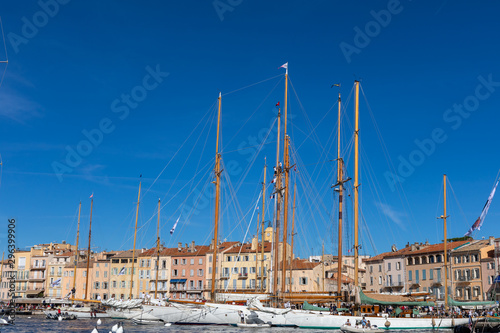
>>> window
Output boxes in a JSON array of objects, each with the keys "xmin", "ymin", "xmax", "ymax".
[
  {"xmin": 181, "ymin": 259, "xmax": 186, "ymax": 265},
  {"xmin": 429, "ymin": 269, "xmax": 434, "ymax": 280},
  {"xmin": 378, "ymin": 276, "xmax": 382, "ymax": 284},
  {"xmin": 429, "ymin": 255, "xmax": 435, "ymax": 263},
  {"xmin": 173, "ymin": 259, "xmax": 178, "ymax": 265},
  {"xmin": 147, "ymin": 259, "xmax": 151, "ymax": 267},
  {"xmin": 378, "ymin": 265, "xmax": 381, "ymax": 272},
  {"xmin": 140, "ymin": 260, "xmax": 145, "ymax": 268},
  {"xmin": 104, "ymin": 271, "xmax": 107, "ymax": 278},
  {"xmin": 182, "ymin": 269, "xmax": 185, "ymax": 276},
  {"xmin": 190, "ymin": 269, "xmax": 194, "ymax": 277},
  {"xmin": 396, "ymin": 262, "xmax": 401, "ymax": 270},
  {"xmin": 415, "ymin": 270, "xmax": 420, "ymax": 283},
  {"xmin": 94, "ymin": 282, "xmax": 100, "ymax": 289},
  {"xmin": 112, "ymin": 281, "xmax": 117, "ymax": 288},
  {"xmin": 463, "ymin": 255, "xmax": 469, "ymax": 263},
  {"xmin": 102, "ymin": 282, "xmax": 108, "ymax": 289},
  {"xmin": 173, "ymin": 269, "xmax": 178, "ymax": 277},
  {"xmin": 299, "ymin": 277, "xmax": 308, "ymax": 285},
  {"xmin": 422, "ymin": 269, "xmax": 426, "ymax": 280},
  {"xmin": 199, "ymin": 258, "xmax": 203, "ymax": 265},
  {"xmin": 198, "ymin": 269, "xmax": 203, "ymax": 276},
  {"xmin": 96, "ymin": 271, "xmax": 99, "ymax": 278},
  {"xmin": 370, "ymin": 277, "xmax": 373, "ymax": 286},
  {"xmin": 83, "ymin": 271, "xmax": 86, "ymax": 277},
  {"xmin": 436, "ymin": 255, "xmax": 442, "ymax": 263},
  {"xmin": 473, "ymin": 268, "xmax": 480, "ymax": 279},
  {"xmin": 369, "ymin": 266, "xmax": 373, "ymax": 273},
  {"xmin": 190, "ymin": 259, "xmax": 194, "ymax": 265},
  {"xmin": 387, "ymin": 263, "xmax": 391, "ymax": 271},
  {"xmin": 409, "ymin": 270, "xmax": 412, "ymax": 281}
]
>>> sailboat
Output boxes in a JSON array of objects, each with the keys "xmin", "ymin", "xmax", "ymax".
[
  {"xmin": 46, "ymin": 198, "xmax": 110, "ymax": 318},
  {"xmin": 145, "ymin": 71, "xmax": 471, "ymax": 329}
]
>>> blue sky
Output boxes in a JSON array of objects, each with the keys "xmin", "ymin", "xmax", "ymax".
[{"xmin": 0, "ymin": 1, "xmax": 499, "ymax": 259}]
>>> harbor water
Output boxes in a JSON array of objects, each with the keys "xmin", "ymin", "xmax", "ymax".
[{"xmin": 0, "ymin": 316, "xmax": 457, "ymax": 332}]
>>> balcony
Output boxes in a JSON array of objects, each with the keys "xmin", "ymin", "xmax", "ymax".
[
  {"xmin": 186, "ymin": 286, "xmax": 203, "ymax": 293},
  {"xmin": 238, "ymin": 273, "xmax": 248, "ymax": 279},
  {"xmin": 220, "ymin": 274, "xmax": 230, "ymax": 279},
  {"xmin": 384, "ymin": 281, "xmax": 404, "ymax": 288},
  {"xmin": 29, "ymin": 276, "xmax": 45, "ymax": 282},
  {"xmin": 31, "ymin": 265, "xmax": 46, "ymax": 270}
]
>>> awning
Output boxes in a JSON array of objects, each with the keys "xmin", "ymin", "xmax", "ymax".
[
  {"xmin": 170, "ymin": 279, "xmax": 187, "ymax": 283},
  {"xmin": 494, "ymin": 275, "xmax": 500, "ymax": 283}
]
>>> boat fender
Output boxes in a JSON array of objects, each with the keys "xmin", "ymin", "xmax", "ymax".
[
  {"xmin": 384, "ymin": 319, "xmax": 391, "ymax": 328},
  {"xmin": 432, "ymin": 317, "xmax": 436, "ymax": 327},
  {"xmin": 452, "ymin": 317, "xmax": 455, "ymax": 326}
]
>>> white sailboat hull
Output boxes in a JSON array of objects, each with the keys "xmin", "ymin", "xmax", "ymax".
[{"xmin": 144, "ymin": 303, "xmax": 470, "ymax": 329}]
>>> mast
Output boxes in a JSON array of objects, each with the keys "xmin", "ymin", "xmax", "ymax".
[
  {"xmin": 439, "ymin": 174, "xmax": 449, "ymax": 309},
  {"xmin": 273, "ymin": 105, "xmax": 282, "ymax": 306},
  {"xmin": 211, "ymin": 92, "xmax": 222, "ymax": 301},
  {"xmin": 255, "ymin": 212, "xmax": 259, "ymax": 292},
  {"xmin": 281, "ymin": 65, "xmax": 290, "ymax": 296},
  {"xmin": 84, "ymin": 196, "xmax": 93, "ymax": 300},
  {"xmin": 0, "ymin": 252, "xmax": 4, "ymax": 288},
  {"xmin": 73, "ymin": 201, "xmax": 81, "ymax": 294},
  {"xmin": 155, "ymin": 198, "xmax": 160, "ymax": 299},
  {"xmin": 130, "ymin": 180, "xmax": 141, "ymax": 298},
  {"xmin": 261, "ymin": 158, "xmax": 266, "ymax": 292},
  {"xmin": 353, "ymin": 80, "xmax": 360, "ymax": 292},
  {"xmin": 289, "ymin": 183, "xmax": 296, "ymax": 294},
  {"xmin": 322, "ymin": 242, "xmax": 325, "ymax": 292}
]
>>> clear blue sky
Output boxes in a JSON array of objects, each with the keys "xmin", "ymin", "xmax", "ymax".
[{"xmin": 1, "ymin": 1, "xmax": 499, "ymax": 259}]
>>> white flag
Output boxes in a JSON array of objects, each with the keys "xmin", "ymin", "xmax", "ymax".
[
  {"xmin": 170, "ymin": 215, "xmax": 181, "ymax": 235},
  {"xmin": 465, "ymin": 180, "xmax": 499, "ymax": 236},
  {"xmin": 279, "ymin": 62, "xmax": 288, "ymax": 69},
  {"xmin": 51, "ymin": 278, "xmax": 61, "ymax": 287},
  {"xmin": 118, "ymin": 267, "xmax": 126, "ymax": 275}
]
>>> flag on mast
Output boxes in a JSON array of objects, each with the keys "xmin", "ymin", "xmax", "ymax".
[
  {"xmin": 465, "ymin": 179, "xmax": 499, "ymax": 236},
  {"xmin": 90, "ymin": 193, "xmax": 93, "ymax": 198},
  {"xmin": 279, "ymin": 62, "xmax": 288, "ymax": 70},
  {"xmin": 170, "ymin": 215, "xmax": 181, "ymax": 235}
]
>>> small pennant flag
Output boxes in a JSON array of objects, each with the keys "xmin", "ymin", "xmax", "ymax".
[
  {"xmin": 51, "ymin": 278, "xmax": 62, "ymax": 287},
  {"xmin": 170, "ymin": 215, "xmax": 181, "ymax": 235},
  {"xmin": 279, "ymin": 62, "xmax": 288, "ymax": 70},
  {"xmin": 90, "ymin": 193, "xmax": 94, "ymax": 198},
  {"xmin": 118, "ymin": 267, "xmax": 126, "ymax": 275},
  {"xmin": 271, "ymin": 177, "xmax": 277, "ymax": 184},
  {"xmin": 275, "ymin": 101, "xmax": 280, "ymax": 107}
]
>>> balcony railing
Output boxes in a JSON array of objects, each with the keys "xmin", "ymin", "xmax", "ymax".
[
  {"xmin": 238, "ymin": 273, "xmax": 248, "ymax": 279},
  {"xmin": 385, "ymin": 281, "xmax": 404, "ymax": 287}
]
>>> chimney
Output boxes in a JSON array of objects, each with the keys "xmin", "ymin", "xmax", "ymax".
[
  {"xmin": 184, "ymin": 243, "xmax": 188, "ymax": 250},
  {"xmin": 178, "ymin": 242, "xmax": 182, "ymax": 251},
  {"xmin": 489, "ymin": 236, "xmax": 494, "ymax": 246},
  {"xmin": 190, "ymin": 241, "xmax": 195, "ymax": 252}
]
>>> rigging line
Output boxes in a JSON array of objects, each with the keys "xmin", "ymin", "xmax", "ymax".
[
  {"xmin": 288, "ymin": 77, "xmax": 325, "ymax": 153},
  {"xmin": 224, "ymin": 191, "xmax": 262, "ymax": 292},
  {"xmin": 360, "ymin": 85, "xmax": 419, "ymax": 239},
  {"xmin": 221, "ymin": 118, "xmax": 276, "ymax": 217},
  {"xmin": 222, "ymin": 141, "xmax": 276, "ymax": 155},
  {"xmin": 141, "ymin": 111, "xmax": 216, "ymax": 230},
  {"xmin": 166, "ymin": 173, "xmax": 213, "ymax": 249},
  {"xmin": 222, "ymin": 76, "xmax": 283, "ymax": 150},
  {"xmin": 447, "ymin": 177, "xmax": 472, "ymax": 230},
  {"xmin": 141, "ymin": 99, "xmax": 217, "ymax": 199},
  {"xmin": 0, "ymin": 17, "xmax": 8, "ymax": 90},
  {"xmin": 221, "ymin": 74, "xmax": 283, "ymax": 97}
]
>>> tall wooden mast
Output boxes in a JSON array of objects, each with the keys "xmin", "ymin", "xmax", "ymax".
[
  {"xmin": 281, "ymin": 64, "xmax": 290, "ymax": 296},
  {"xmin": 273, "ymin": 105, "xmax": 282, "ymax": 304},
  {"xmin": 261, "ymin": 158, "xmax": 266, "ymax": 292},
  {"xmin": 130, "ymin": 180, "xmax": 141, "ymax": 298},
  {"xmin": 439, "ymin": 174, "xmax": 449, "ymax": 309},
  {"xmin": 255, "ymin": 212, "xmax": 260, "ymax": 292},
  {"xmin": 289, "ymin": 183, "xmax": 296, "ymax": 294},
  {"xmin": 332, "ymin": 88, "xmax": 349, "ymax": 304},
  {"xmin": 73, "ymin": 201, "xmax": 81, "ymax": 293},
  {"xmin": 84, "ymin": 196, "xmax": 93, "ymax": 300},
  {"xmin": 210, "ymin": 92, "xmax": 222, "ymax": 301},
  {"xmin": 155, "ymin": 198, "xmax": 161, "ymax": 299},
  {"xmin": 353, "ymin": 80, "xmax": 360, "ymax": 291}
]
